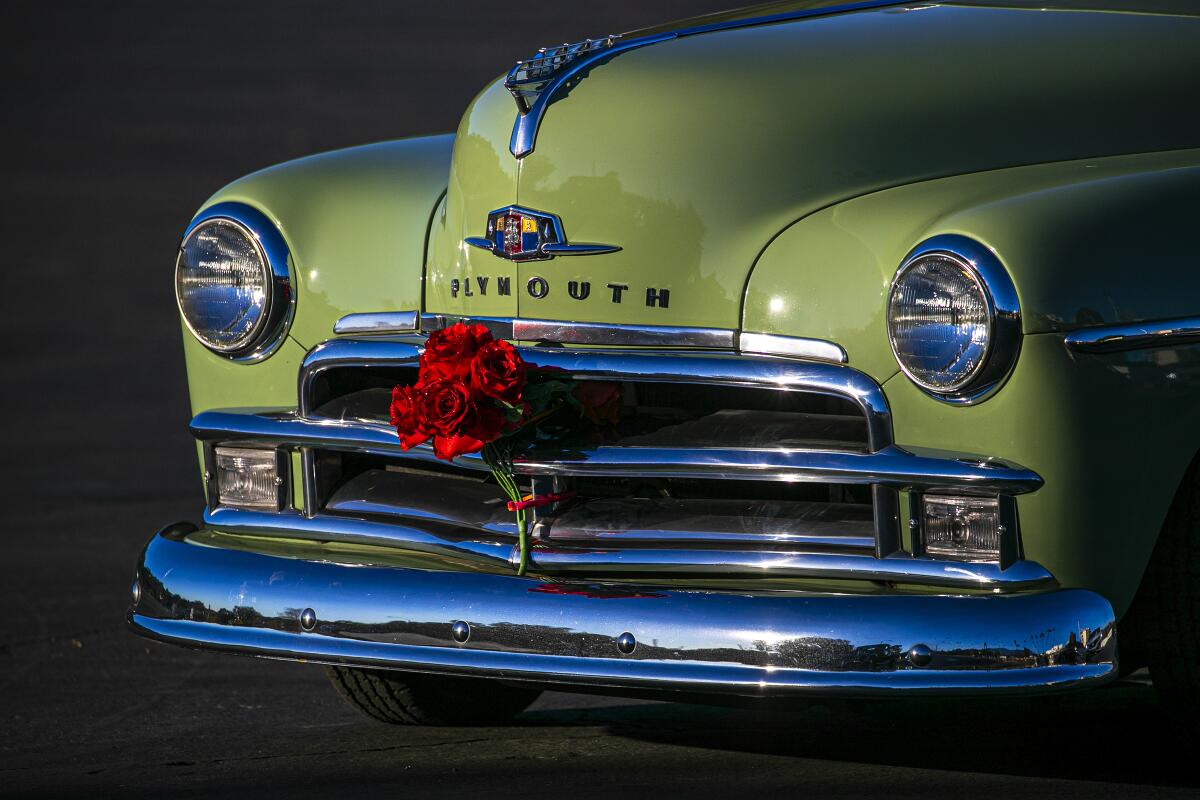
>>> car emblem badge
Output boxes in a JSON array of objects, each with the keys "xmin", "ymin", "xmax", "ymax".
[{"xmin": 465, "ymin": 206, "xmax": 620, "ymax": 261}]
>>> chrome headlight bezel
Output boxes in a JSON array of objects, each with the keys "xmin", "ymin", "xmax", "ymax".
[
  {"xmin": 175, "ymin": 201, "xmax": 293, "ymax": 361},
  {"xmin": 887, "ymin": 235, "xmax": 1021, "ymax": 404}
]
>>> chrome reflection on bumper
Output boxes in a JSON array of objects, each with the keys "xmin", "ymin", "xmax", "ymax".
[{"xmin": 130, "ymin": 526, "xmax": 1117, "ymax": 697}]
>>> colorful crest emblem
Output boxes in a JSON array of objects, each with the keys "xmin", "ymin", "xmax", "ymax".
[{"xmin": 464, "ymin": 206, "xmax": 620, "ymax": 262}]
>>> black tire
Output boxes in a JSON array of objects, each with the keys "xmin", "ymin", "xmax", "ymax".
[
  {"xmin": 1121, "ymin": 460, "xmax": 1200, "ymax": 720},
  {"xmin": 326, "ymin": 666, "xmax": 541, "ymax": 726}
]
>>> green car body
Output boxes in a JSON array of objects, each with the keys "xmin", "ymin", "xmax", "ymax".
[{"xmin": 139, "ymin": 0, "xmax": 1200, "ymax": 715}]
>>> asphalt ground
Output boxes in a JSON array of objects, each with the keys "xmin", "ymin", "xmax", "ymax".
[{"xmin": 2, "ymin": 2, "xmax": 1198, "ymax": 797}]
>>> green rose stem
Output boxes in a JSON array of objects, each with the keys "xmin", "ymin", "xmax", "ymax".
[{"xmin": 483, "ymin": 443, "xmax": 529, "ymax": 575}]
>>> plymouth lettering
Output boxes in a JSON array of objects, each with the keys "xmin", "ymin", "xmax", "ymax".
[{"xmin": 447, "ymin": 276, "xmax": 669, "ymax": 307}]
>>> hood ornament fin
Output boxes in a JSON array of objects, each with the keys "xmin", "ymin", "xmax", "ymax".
[
  {"xmin": 505, "ymin": 33, "xmax": 673, "ymax": 159},
  {"xmin": 505, "ymin": 36, "xmax": 621, "ymax": 115}
]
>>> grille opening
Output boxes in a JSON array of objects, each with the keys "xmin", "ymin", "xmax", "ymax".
[
  {"xmin": 310, "ymin": 368, "xmax": 869, "ymax": 452},
  {"xmin": 316, "ymin": 450, "xmax": 527, "ymax": 535},
  {"xmin": 560, "ymin": 474, "xmax": 871, "ymax": 505},
  {"xmin": 309, "ymin": 366, "xmax": 419, "ymax": 421},
  {"xmin": 314, "ymin": 451, "xmax": 874, "ymax": 552},
  {"xmin": 535, "ymin": 474, "xmax": 874, "ymax": 551}
]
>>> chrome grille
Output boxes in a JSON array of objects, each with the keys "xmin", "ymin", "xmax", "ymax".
[
  {"xmin": 190, "ymin": 336, "xmax": 1049, "ymax": 589},
  {"xmin": 301, "ymin": 339, "xmax": 885, "ymax": 557}
]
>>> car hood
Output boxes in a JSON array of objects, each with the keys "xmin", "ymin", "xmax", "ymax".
[{"xmin": 425, "ymin": 1, "xmax": 1200, "ymax": 332}]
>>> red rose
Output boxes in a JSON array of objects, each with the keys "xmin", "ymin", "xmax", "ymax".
[
  {"xmin": 389, "ymin": 384, "xmax": 431, "ymax": 450},
  {"xmin": 435, "ymin": 402, "xmax": 505, "ymax": 461},
  {"xmin": 417, "ymin": 378, "xmax": 505, "ymax": 460},
  {"xmin": 417, "ymin": 378, "xmax": 474, "ymax": 435},
  {"xmin": 574, "ymin": 381, "xmax": 622, "ymax": 425},
  {"xmin": 471, "ymin": 339, "xmax": 526, "ymax": 405},
  {"xmin": 420, "ymin": 323, "xmax": 493, "ymax": 381}
]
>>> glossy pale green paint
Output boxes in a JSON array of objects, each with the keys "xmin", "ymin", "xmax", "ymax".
[
  {"xmin": 424, "ymin": 81, "xmax": 521, "ymax": 318},
  {"xmin": 181, "ymin": 328, "xmax": 307, "ymax": 479},
  {"xmin": 290, "ymin": 450, "xmax": 305, "ymax": 512},
  {"xmin": 176, "ymin": 1, "xmax": 1200, "ymax": 617},
  {"xmin": 888, "ymin": 333, "xmax": 1200, "ymax": 617},
  {"xmin": 203, "ymin": 135, "xmax": 454, "ymax": 349},
  {"xmin": 181, "ymin": 328, "xmax": 306, "ymax": 415},
  {"xmin": 460, "ymin": 3, "xmax": 1200, "ymax": 329},
  {"xmin": 745, "ymin": 149, "xmax": 1200, "ymax": 384},
  {"xmin": 745, "ymin": 149, "xmax": 1200, "ymax": 614}
]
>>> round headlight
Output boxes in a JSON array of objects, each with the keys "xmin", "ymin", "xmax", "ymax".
[
  {"xmin": 175, "ymin": 203, "xmax": 292, "ymax": 359},
  {"xmin": 887, "ymin": 236, "xmax": 1020, "ymax": 402}
]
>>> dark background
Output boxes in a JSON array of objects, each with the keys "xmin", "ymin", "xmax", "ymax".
[{"xmin": 0, "ymin": 2, "xmax": 1194, "ymax": 797}]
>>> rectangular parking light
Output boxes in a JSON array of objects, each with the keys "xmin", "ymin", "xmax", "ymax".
[
  {"xmin": 214, "ymin": 447, "xmax": 281, "ymax": 510},
  {"xmin": 922, "ymin": 495, "xmax": 1001, "ymax": 562}
]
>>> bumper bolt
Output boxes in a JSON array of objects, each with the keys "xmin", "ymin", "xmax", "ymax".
[
  {"xmin": 299, "ymin": 608, "xmax": 317, "ymax": 632},
  {"xmin": 451, "ymin": 620, "xmax": 471, "ymax": 643},
  {"xmin": 130, "ymin": 579, "xmax": 141, "ymax": 606},
  {"xmin": 907, "ymin": 643, "xmax": 933, "ymax": 667},
  {"xmin": 616, "ymin": 631, "xmax": 637, "ymax": 655}
]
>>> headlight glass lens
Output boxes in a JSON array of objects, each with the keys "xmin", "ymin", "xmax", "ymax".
[
  {"xmin": 888, "ymin": 254, "xmax": 991, "ymax": 392},
  {"xmin": 176, "ymin": 219, "xmax": 270, "ymax": 353}
]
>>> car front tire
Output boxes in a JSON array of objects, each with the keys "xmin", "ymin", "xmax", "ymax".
[
  {"xmin": 1121, "ymin": 460, "xmax": 1200, "ymax": 724},
  {"xmin": 326, "ymin": 666, "xmax": 542, "ymax": 726}
]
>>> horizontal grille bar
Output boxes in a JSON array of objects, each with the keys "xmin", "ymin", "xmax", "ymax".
[
  {"xmin": 202, "ymin": 508, "xmax": 1054, "ymax": 589},
  {"xmin": 191, "ymin": 410, "xmax": 1040, "ymax": 494}
]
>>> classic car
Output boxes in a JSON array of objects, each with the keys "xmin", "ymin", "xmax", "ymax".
[{"xmin": 130, "ymin": 0, "xmax": 1200, "ymax": 726}]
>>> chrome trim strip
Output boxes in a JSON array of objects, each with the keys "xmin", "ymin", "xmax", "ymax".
[
  {"xmin": 507, "ymin": 0, "xmax": 907, "ymax": 158},
  {"xmin": 1064, "ymin": 316, "xmax": 1200, "ymax": 354},
  {"xmin": 888, "ymin": 235, "xmax": 1022, "ymax": 404},
  {"xmin": 420, "ymin": 315, "xmax": 736, "ymax": 350},
  {"xmin": 539, "ymin": 243, "xmax": 622, "ymax": 256},
  {"xmin": 130, "ymin": 529, "xmax": 1115, "ymax": 695},
  {"xmin": 514, "ymin": 319, "xmax": 732, "ymax": 349},
  {"xmin": 199, "ymin": 507, "xmax": 1051, "ymax": 588},
  {"xmin": 177, "ymin": 202, "xmax": 294, "ymax": 363},
  {"xmin": 463, "ymin": 236, "xmax": 495, "ymax": 252},
  {"xmin": 420, "ymin": 317, "xmax": 849, "ymax": 363},
  {"xmin": 332, "ymin": 311, "xmax": 419, "ymax": 335},
  {"xmin": 296, "ymin": 339, "xmax": 893, "ymax": 448},
  {"xmin": 738, "ymin": 332, "xmax": 848, "ymax": 363}
]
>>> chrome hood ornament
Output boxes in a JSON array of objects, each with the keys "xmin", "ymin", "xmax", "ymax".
[
  {"xmin": 501, "ymin": 2, "xmax": 908, "ymax": 158},
  {"xmin": 465, "ymin": 206, "xmax": 619, "ymax": 262},
  {"xmin": 504, "ymin": 36, "xmax": 621, "ymax": 114}
]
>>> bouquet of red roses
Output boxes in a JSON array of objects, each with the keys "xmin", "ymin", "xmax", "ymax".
[{"xmin": 389, "ymin": 322, "xmax": 619, "ymax": 574}]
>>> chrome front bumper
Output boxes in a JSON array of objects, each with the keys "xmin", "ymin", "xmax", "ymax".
[{"xmin": 129, "ymin": 525, "xmax": 1118, "ymax": 697}]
